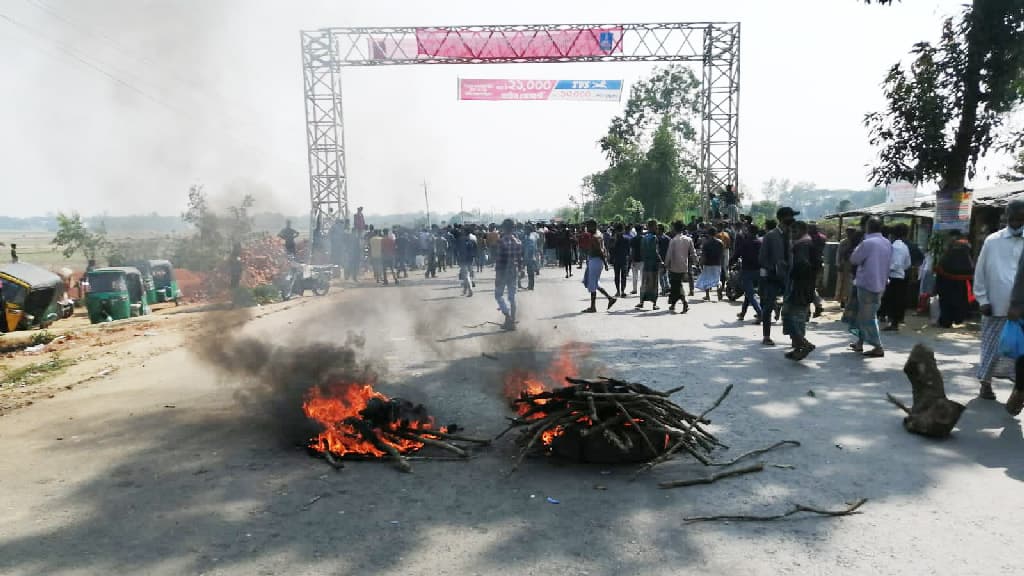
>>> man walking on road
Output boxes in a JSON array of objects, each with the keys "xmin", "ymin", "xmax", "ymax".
[
  {"xmin": 974, "ymin": 199, "xmax": 1024, "ymax": 403},
  {"xmin": 881, "ymin": 224, "xmax": 912, "ymax": 332},
  {"xmin": 696, "ymin": 227, "xmax": 725, "ymax": 302},
  {"xmin": 759, "ymin": 208, "xmax": 797, "ymax": 345},
  {"xmin": 580, "ymin": 220, "xmax": 617, "ymax": 313},
  {"xmin": 843, "ymin": 217, "xmax": 891, "ymax": 358},
  {"xmin": 1003, "ymin": 248, "xmax": 1024, "ymax": 415},
  {"xmin": 629, "ymin": 224, "xmax": 644, "ymax": 296},
  {"xmin": 457, "ymin": 227, "xmax": 477, "ymax": 297},
  {"xmin": 635, "ymin": 220, "xmax": 663, "ymax": 310},
  {"xmin": 494, "ymin": 219, "xmax": 522, "ymax": 330},
  {"xmin": 782, "ymin": 221, "xmax": 817, "ymax": 361},
  {"xmin": 665, "ymin": 221, "xmax": 697, "ymax": 314},
  {"xmin": 732, "ymin": 222, "xmax": 763, "ymax": 322}
]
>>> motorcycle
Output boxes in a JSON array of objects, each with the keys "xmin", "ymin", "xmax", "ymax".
[
  {"xmin": 724, "ymin": 263, "xmax": 744, "ymax": 302},
  {"xmin": 277, "ymin": 262, "xmax": 334, "ymax": 301}
]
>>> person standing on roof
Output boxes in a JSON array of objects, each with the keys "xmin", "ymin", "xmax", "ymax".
[
  {"xmin": 353, "ymin": 207, "xmax": 366, "ymax": 234},
  {"xmin": 278, "ymin": 221, "xmax": 299, "ymax": 259}
]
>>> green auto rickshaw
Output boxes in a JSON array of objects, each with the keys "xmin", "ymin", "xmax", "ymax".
[
  {"xmin": 85, "ymin": 267, "xmax": 150, "ymax": 324},
  {"xmin": 132, "ymin": 259, "xmax": 181, "ymax": 305},
  {"xmin": 0, "ymin": 262, "xmax": 63, "ymax": 333}
]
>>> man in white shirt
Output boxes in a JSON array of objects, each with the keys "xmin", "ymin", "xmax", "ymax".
[
  {"xmin": 881, "ymin": 224, "xmax": 913, "ymax": 331},
  {"xmin": 973, "ymin": 199, "xmax": 1024, "ymax": 402}
]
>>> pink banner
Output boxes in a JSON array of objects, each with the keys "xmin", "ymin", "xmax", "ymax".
[
  {"xmin": 417, "ymin": 28, "xmax": 623, "ymax": 60},
  {"xmin": 460, "ymin": 79, "xmax": 554, "ymax": 101},
  {"xmin": 459, "ymin": 79, "xmax": 624, "ymax": 102}
]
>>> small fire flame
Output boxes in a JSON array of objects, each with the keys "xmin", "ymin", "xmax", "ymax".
[
  {"xmin": 303, "ymin": 383, "xmax": 441, "ymax": 458},
  {"xmin": 504, "ymin": 343, "xmax": 591, "ymax": 445}
]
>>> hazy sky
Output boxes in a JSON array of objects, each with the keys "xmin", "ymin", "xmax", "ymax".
[{"xmin": 1, "ymin": 0, "xmax": 1011, "ymax": 218}]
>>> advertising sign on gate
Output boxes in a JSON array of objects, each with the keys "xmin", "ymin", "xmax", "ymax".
[
  {"xmin": 417, "ymin": 28, "xmax": 623, "ymax": 59},
  {"xmin": 459, "ymin": 79, "xmax": 623, "ymax": 102}
]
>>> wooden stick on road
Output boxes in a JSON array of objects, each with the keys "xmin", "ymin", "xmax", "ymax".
[
  {"xmin": 658, "ymin": 462, "xmax": 764, "ymax": 489},
  {"xmin": 683, "ymin": 498, "xmax": 869, "ymax": 523}
]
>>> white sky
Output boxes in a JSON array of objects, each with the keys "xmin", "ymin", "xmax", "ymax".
[{"xmin": 1, "ymin": 0, "xmax": 1010, "ymax": 218}]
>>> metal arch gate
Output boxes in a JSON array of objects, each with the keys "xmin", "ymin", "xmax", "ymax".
[{"xmin": 301, "ymin": 22, "xmax": 740, "ymax": 228}]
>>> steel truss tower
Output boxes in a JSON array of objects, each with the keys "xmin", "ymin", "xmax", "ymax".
[{"xmin": 301, "ymin": 22, "xmax": 740, "ymax": 226}]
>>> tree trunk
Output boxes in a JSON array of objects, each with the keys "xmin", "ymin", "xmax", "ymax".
[
  {"xmin": 892, "ymin": 344, "xmax": 965, "ymax": 438},
  {"xmin": 943, "ymin": 0, "xmax": 984, "ymax": 190}
]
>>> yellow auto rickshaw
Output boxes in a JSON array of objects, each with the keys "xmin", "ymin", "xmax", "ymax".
[{"xmin": 0, "ymin": 262, "xmax": 63, "ymax": 333}]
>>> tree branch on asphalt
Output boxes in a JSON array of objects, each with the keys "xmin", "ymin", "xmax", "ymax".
[{"xmin": 684, "ymin": 498, "xmax": 869, "ymax": 523}]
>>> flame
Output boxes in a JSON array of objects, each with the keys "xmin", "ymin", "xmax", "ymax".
[
  {"xmin": 503, "ymin": 343, "xmax": 588, "ymax": 421},
  {"xmin": 541, "ymin": 425, "xmax": 564, "ymax": 445},
  {"xmin": 303, "ymin": 382, "xmax": 440, "ymax": 458},
  {"xmin": 503, "ymin": 343, "xmax": 596, "ymax": 446}
]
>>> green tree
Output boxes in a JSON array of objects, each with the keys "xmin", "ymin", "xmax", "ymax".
[
  {"xmin": 837, "ymin": 199, "xmax": 853, "ymax": 213},
  {"xmin": 174, "ymin": 184, "xmax": 258, "ymax": 272},
  {"xmin": 553, "ymin": 206, "xmax": 577, "ymax": 223},
  {"xmin": 588, "ymin": 65, "xmax": 701, "ymax": 221},
  {"xmin": 635, "ymin": 117, "xmax": 683, "ymax": 219},
  {"xmin": 623, "ymin": 197, "xmax": 645, "ymax": 223},
  {"xmin": 51, "ymin": 212, "xmax": 106, "ymax": 265},
  {"xmin": 864, "ymin": 1, "xmax": 1024, "ymax": 189},
  {"xmin": 600, "ymin": 65, "xmax": 700, "ymax": 165},
  {"xmin": 747, "ymin": 201, "xmax": 779, "ymax": 226}
]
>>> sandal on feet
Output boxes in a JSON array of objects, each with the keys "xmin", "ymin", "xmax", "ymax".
[
  {"xmin": 652, "ymin": 305, "xmax": 660, "ymax": 311},
  {"xmin": 1007, "ymin": 388, "xmax": 1024, "ymax": 416},
  {"xmin": 863, "ymin": 348, "xmax": 885, "ymax": 358},
  {"xmin": 849, "ymin": 343, "xmax": 864, "ymax": 353},
  {"xmin": 792, "ymin": 345, "xmax": 813, "ymax": 361},
  {"xmin": 581, "ymin": 307, "xmax": 597, "ymax": 314},
  {"xmin": 762, "ymin": 338, "xmax": 776, "ymax": 346},
  {"xmin": 979, "ymin": 382, "xmax": 997, "ymax": 400}
]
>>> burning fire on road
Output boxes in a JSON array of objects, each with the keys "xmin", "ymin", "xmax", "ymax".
[{"xmin": 303, "ymin": 381, "xmax": 489, "ymax": 472}]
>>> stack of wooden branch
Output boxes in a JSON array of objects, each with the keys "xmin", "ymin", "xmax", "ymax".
[
  {"xmin": 314, "ymin": 396, "xmax": 491, "ymax": 473},
  {"xmin": 503, "ymin": 377, "xmax": 729, "ymax": 473}
]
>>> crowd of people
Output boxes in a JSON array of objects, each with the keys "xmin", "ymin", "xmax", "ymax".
[{"xmin": 309, "ymin": 199, "xmax": 1024, "ymax": 417}]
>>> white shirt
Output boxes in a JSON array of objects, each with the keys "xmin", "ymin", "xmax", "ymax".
[
  {"xmin": 888, "ymin": 239, "xmax": 912, "ymax": 279},
  {"xmin": 973, "ymin": 227, "xmax": 1024, "ymax": 317}
]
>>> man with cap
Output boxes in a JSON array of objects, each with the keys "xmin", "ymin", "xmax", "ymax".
[{"xmin": 758, "ymin": 207, "xmax": 798, "ymax": 346}]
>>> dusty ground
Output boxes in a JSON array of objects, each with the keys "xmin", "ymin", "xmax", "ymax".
[
  {"xmin": 0, "ymin": 266, "xmax": 1021, "ymax": 576},
  {"xmin": 0, "ymin": 300, "xmax": 312, "ymax": 414}
]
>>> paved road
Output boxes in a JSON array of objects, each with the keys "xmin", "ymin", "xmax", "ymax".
[{"xmin": 0, "ymin": 266, "xmax": 1021, "ymax": 575}]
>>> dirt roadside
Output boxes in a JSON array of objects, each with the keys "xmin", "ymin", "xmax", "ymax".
[{"xmin": 0, "ymin": 297, "xmax": 321, "ymax": 416}]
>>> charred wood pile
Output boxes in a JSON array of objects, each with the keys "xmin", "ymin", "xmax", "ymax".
[{"xmin": 502, "ymin": 377, "xmax": 731, "ymax": 472}]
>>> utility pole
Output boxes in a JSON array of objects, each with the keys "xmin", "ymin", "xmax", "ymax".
[{"xmin": 423, "ymin": 180, "xmax": 430, "ymax": 228}]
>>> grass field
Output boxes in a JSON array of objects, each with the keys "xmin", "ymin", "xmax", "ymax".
[
  {"xmin": 1, "ymin": 230, "xmax": 83, "ymax": 271},
  {"xmin": 1, "ymin": 229, "xmax": 178, "ymax": 273}
]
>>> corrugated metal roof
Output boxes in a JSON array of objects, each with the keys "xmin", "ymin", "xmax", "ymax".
[{"xmin": 825, "ymin": 181, "xmax": 1024, "ymax": 219}]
